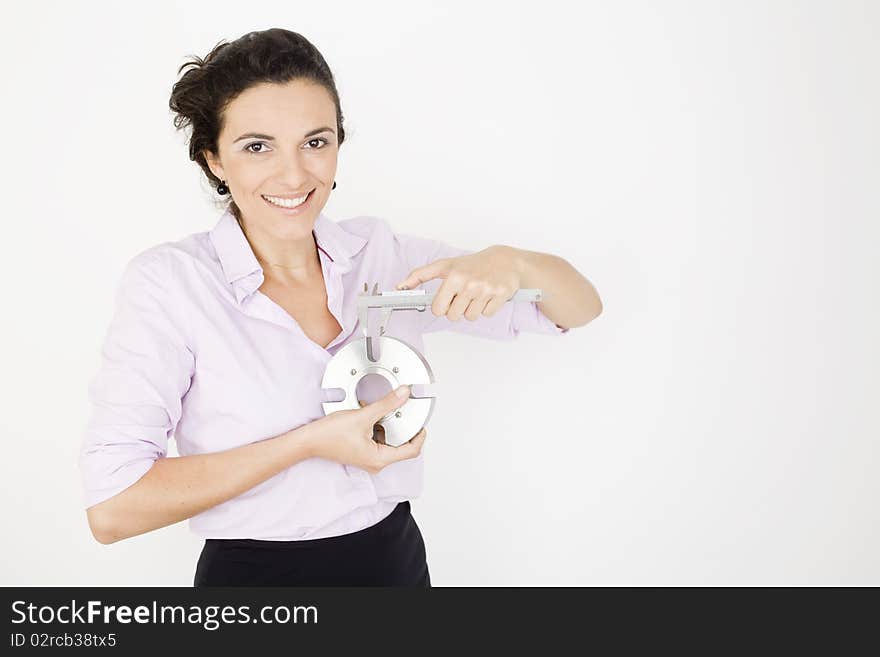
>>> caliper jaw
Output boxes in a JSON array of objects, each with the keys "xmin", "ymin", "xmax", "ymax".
[{"xmin": 358, "ymin": 282, "xmax": 430, "ymax": 362}]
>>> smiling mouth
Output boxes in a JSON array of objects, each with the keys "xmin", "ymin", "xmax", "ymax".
[{"xmin": 261, "ymin": 188, "xmax": 315, "ymax": 210}]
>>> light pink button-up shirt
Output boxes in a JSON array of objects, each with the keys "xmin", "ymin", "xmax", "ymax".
[{"xmin": 79, "ymin": 205, "xmax": 570, "ymax": 540}]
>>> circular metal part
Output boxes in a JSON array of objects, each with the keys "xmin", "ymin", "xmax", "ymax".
[{"xmin": 321, "ymin": 336, "xmax": 435, "ymax": 447}]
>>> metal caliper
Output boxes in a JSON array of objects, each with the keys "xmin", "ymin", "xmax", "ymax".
[{"xmin": 320, "ymin": 283, "xmax": 546, "ymax": 447}]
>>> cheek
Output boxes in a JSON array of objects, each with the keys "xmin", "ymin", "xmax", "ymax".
[
  {"xmin": 230, "ymin": 165, "xmax": 262, "ymax": 190},
  {"xmin": 311, "ymin": 151, "xmax": 338, "ymax": 178}
]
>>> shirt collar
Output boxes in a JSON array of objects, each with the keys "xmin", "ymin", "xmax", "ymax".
[{"xmin": 208, "ymin": 204, "xmax": 368, "ymax": 304}]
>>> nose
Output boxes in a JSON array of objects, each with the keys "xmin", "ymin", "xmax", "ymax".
[{"xmin": 274, "ymin": 147, "xmax": 312, "ymax": 189}]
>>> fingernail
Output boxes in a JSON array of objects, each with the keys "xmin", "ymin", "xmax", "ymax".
[{"xmin": 395, "ymin": 385, "xmax": 410, "ymax": 398}]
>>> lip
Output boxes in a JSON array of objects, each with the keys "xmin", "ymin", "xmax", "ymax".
[{"xmin": 261, "ymin": 188, "xmax": 315, "ymax": 214}]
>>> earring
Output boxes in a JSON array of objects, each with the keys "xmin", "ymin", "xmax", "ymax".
[
  {"xmin": 217, "ymin": 179, "xmax": 229, "ymax": 195},
  {"xmin": 332, "ymin": 180, "xmax": 337, "ymax": 190}
]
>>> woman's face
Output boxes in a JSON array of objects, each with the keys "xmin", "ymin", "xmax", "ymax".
[{"xmin": 204, "ymin": 79, "xmax": 339, "ymax": 241}]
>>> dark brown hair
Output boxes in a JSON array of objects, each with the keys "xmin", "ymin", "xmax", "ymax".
[{"xmin": 168, "ymin": 28, "xmax": 345, "ymax": 221}]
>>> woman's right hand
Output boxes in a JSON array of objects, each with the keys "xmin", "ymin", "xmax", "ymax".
[{"xmin": 306, "ymin": 385, "xmax": 427, "ymax": 474}]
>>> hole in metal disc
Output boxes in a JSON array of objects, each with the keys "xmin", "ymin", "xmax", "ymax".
[{"xmin": 355, "ymin": 373, "xmax": 393, "ymax": 405}]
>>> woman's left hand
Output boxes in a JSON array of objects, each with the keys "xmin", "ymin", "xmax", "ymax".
[{"xmin": 394, "ymin": 245, "xmax": 522, "ymax": 322}]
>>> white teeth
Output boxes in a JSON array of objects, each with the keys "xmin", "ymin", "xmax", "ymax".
[{"xmin": 262, "ymin": 191, "xmax": 309, "ymax": 208}]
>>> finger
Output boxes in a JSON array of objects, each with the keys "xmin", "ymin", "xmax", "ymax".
[
  {"xmin": 366, "ymin": 385, "xmax": 410, "ymax": 423},
  {"xmin": 382, "ymin": 428, "xmax": 427, "ymax": 463},
  {"xmin": 482, "ymin": 294, "xmax": 506, "ymax": 318},
  {"xmin": 464, "ymin": 292, "xmax": 492, "ymax": 321},
  {"xmin": 398, "ymin": 428, "xmax": 427, "ymax": 459},
  {"xmin": 396, "ymin": 260, "xmax": 450, "ymax": 290},
  {"xmin": 432, "ymin": 278, "xmax": 460, "ymax": 317},
  {"xmin": 447, "ymin": 287, "xmax": 474, "ymax": 322}
]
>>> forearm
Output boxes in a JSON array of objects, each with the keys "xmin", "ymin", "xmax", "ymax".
[
  {"xmin": 87, "ymin": 423, "xmax": 319, "ymax": 544},
  {"xmin": 506, "ymin": 246, "xmax": 603, "ymax": 328}
]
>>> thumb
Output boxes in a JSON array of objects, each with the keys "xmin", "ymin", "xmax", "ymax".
[{"xmin": 365, "ymin": 385, "xmax": 410, "ymax": 422}]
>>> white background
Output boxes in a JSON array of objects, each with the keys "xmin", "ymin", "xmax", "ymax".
[{"xmin": 1, "ymin": 0, "xmax": 877, "ymax": 585}]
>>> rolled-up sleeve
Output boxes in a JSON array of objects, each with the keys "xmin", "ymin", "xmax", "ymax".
[
  {"xmin": 392, "ymin": 226, "xmax": 571, "ymax": 340},
  {"xmin": 78, "ymin": 249, "xmax": 195, "ymax": 509}
]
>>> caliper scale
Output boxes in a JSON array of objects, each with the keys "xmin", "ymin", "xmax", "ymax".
[{"xmin": 320, "ymin": 282, "xmax": 545, "ymax": 447}]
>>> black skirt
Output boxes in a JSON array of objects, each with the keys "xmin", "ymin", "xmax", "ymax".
[{"xmin": 193, "ymin": 501, "xmax": 431, "ymax": 587}]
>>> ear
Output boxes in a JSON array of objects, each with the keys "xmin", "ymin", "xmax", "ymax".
[{"xmin": 203, "ymin": 150, "xmax": 224, "ymax": 181}]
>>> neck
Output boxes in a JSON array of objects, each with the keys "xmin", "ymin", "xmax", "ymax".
[{"xmin": 238, "ymin": 217, "xmax": 322, "ymax": 285}]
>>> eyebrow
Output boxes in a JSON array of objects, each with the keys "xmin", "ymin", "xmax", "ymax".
[{"xmin": 233, "ymin": 126, "xmax": 335, "ymax": 143}]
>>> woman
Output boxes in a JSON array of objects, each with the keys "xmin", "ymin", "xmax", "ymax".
[{"xmin": 78, "ymin": 28, "xmax": 602, "ymax": 587}]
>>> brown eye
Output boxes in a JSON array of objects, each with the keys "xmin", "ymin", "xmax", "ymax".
[
  {"xmin": 245, "ymin": 142, "xmax": 268, "ymax": 153},
  {"xmin": 305, "ymin": 138, "xmax": 329, "ymax": 149}
]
